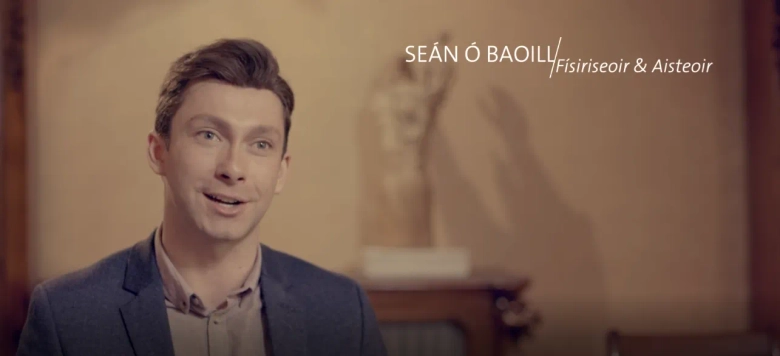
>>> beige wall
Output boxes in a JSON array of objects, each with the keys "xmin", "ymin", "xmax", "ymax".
[{"xmin": 27, "ymin": 0, "xmax": 747, "ymax": 355}]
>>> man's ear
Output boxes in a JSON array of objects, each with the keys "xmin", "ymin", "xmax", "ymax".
[
  {"xmin": 147, "ymin": 132, "xmax": 168, "ymax": 176},
  {"xmin": 274, "ymin": 153, "xmax": 291, "ymax": 194}
]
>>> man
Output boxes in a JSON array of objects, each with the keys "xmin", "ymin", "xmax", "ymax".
[{"xmin": 16, "ymin": 38, "xmax": 387, "ymax": 356}]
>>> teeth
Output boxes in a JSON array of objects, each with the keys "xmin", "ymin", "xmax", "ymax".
[{"xmin": 206, "ymin": 194, "xmax": 241, "ymax": 205}]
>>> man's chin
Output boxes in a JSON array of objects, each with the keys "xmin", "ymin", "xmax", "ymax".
[
  {"xmin": 198, "ymin": 224, "xmax": 254, "ymax": 243},
  {"xmin": 189, "ymin": 212, "xmax": 261, "ymax": 243},
  {"xmin": 206, "ymin": 233, "xmax": 244, "ymax": 242}
]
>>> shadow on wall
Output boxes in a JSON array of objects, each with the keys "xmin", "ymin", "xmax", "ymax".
[{"xmin": 430, "ymin": 86, "xmax": 609, "ymax": 356}]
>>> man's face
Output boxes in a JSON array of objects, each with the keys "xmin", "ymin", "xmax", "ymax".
[{"xmin": 148, "ymin": 80, "xmax": 290, "ymax": 242}]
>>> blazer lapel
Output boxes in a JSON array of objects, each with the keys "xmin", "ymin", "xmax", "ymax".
[
  {"xmin": 119, "ymin": 233, "xmax": 176, "ymax": 356},
  {"xmin": 261, "ymin": 245, "xmax": 308, "ymax": 356}
]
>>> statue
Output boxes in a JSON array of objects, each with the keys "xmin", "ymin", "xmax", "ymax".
[{"xmin": 358, "ymin": 33, "xmax": 456, "ymax": 248}]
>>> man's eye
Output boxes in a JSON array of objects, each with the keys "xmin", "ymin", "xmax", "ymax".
[
  {"xmin": 255, "ymin": 141, "xmax": 271, "ymax": 149},
  {"xmin": 199, "ymin": 131, "xmax": 216, "ymax": 140}
]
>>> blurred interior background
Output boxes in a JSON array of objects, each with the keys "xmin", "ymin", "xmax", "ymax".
[{"xmin": 1, "ymin": 0, "xmax": 779, "ymax": 355}]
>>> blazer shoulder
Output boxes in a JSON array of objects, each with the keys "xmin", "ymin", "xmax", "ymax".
[
  {"xmin": 35, "ymin": 243, "xmax": 135, "ymax": 299},
  {"xmin": 262, "ymin": 244, "xmax": 359, "ymax": 292}
]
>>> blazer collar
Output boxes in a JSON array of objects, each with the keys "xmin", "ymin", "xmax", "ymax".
[
  {"xmin": 259, "ymin": 244, "xmax": 308, "ymax": 356},
  {"xmin": 119, "ymin": 232, "xmax": 176, "ymax": 356}
]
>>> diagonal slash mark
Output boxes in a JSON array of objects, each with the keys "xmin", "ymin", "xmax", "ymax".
[{"xmin": 549, "ymin": 37, "xmax": 562, "ymax": 79}]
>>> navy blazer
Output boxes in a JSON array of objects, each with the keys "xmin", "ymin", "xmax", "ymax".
[{"xmin": 16, "ymin": 233, "xmax": 387, "ymax": 356}]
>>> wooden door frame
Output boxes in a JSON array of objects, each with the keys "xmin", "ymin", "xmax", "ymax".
[
  {"xmin": 747, "ymin": 0, "xmax": 780, "ymax": 333},
  {"xmin": 1, "ymin": 0, "xmax": 28, "ymax": 354}
]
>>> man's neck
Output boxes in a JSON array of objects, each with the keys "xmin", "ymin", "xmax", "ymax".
[{"xmin": 160, "ymin": 216, "xmax": 260, "ymax": 310}]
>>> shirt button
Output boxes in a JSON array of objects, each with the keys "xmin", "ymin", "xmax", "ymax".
[{"xmin": 213, "ymin": 319, "xmax": 219, "ymax": 325}]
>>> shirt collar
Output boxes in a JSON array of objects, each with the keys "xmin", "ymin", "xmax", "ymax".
[{"xmin": 153, "ymin": 224, "xmax": 263, "ymax": 315}]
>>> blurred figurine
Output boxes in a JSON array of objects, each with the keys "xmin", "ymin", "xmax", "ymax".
[{"xmin": 361, "ymin": 33, "xmax": 456, "ymax": 247}]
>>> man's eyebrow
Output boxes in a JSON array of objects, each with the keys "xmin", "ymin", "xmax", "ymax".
[
  {"xmin": 186, "ymin": 114, "xmax": 229, "ymax": 131},
  {"xmin": 249, "ymin": 125, "xmax": 283, "ymax": 140}
]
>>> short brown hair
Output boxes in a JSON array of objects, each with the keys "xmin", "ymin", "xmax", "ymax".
[{"xmin": 154, "ymin": 38, "xmax": 294, "ymax": 152}]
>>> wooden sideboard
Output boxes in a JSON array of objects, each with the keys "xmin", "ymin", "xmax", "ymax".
[{"xmin": 353, "ymin": 272, "xmax": 538, "ymax": 356}]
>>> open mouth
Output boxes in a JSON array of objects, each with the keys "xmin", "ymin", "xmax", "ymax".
[{"xmin": 204, "ymin": 193, "xmax": 244, "ymax": 205}]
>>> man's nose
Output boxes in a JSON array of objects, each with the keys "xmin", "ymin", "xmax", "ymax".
[{"xmin": 216, "ymin": 146, "xmax": 246, "ymax": 183}]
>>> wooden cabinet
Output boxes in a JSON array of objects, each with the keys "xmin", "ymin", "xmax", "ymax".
[{"xmin": 354, "ymin": 272, "xmax": 538, "ymax": 356}]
